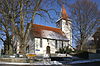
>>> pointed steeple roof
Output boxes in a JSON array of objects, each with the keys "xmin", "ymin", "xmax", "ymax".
[{"xmin": 61, "ymin": 5, "xmax": 68, "ymax": 20}]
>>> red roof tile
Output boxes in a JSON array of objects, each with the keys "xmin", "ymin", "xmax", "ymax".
[{"xmin": 30, "ymin": 24, "xmax": 68, "ymax": 40}]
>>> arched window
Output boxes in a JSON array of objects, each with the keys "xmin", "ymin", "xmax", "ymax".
[{"xmin": 46, "ymin": 46, "xmax": 50, "ymax": 54}]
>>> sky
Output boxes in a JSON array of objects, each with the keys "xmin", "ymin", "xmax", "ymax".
[
  {"xmin": 34, "ymin": 0, "xmax": 100, "ymax": 48},
  {"xmin": 34, "ymin": 0, "xmax": 100, "ymax": 28},
  {"xmin": 0, "ymin": 0, "xmax": 100, "ymax": 49}
]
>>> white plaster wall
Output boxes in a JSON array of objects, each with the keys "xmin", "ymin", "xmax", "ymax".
[
  {"xmin": 42, "ymin": 39, "xmax": 48, "ymax": 54},
  {"xmin": 33, "ymin": 38, "xmax": 69, "ymax": 55},
  {"xmin": 35, "ymin": 38, "xmax": 43, "ymax": 54},
  {"xmin": 57, "ymin": 41, "xmax": 59, "ymax": 50},
  {"xmin": 57, "ymin": 41, "xmax": 68, "ymax": 49},
  {"xmin": 42, "ymin": 39, "xmax": 57, "ymax": 54},
  {"xmin": 34, "ymin": 38, "xmax": 59, "ymax": 55},
  {"xmin": 61, "ymin": 19, "xmax": 72, "ymax": 46},
  {"xmin": 63, "ymin": 41, "xmax": 68, "ymax": 47},
  {"xmin": 34, "ymin": 38, "xmax": 49, "ymax": 55},
  {"xmin": 16, "ymin": 41, "xmax": 20, "ymax": 54},
  {"xmin": 57, "ymin": 41, "xmax": 62, "ymax": 49},
  {"xmin": 48, "ymin": 40, "xmax": 57, "ymax": 54}
]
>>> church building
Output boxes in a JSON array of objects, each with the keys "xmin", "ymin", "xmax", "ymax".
[{"xmin": 13, "ymin": 5, "xmax": 72, "ymax": 56}]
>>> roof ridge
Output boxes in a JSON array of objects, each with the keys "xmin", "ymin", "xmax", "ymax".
[{"xmin": 32, "ymin": 24, "xmax": 61, "ymax": 30}]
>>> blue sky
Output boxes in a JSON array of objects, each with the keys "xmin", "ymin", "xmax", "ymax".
[
  {"xmin": 34, "ymin": 0, "xmax": 100, "ymax": 48},
  {"xmin": 0, "ymin": 0, "xmax": 100, "ymax": 49},
  {"xmin": 34, "ymin": 0, "xmax": 100, "ymax": 27}
]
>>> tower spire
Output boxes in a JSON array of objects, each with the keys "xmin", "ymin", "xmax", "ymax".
[{"xmin": 61, "ymin": 5, "xmax": 68, "ymax": 20}]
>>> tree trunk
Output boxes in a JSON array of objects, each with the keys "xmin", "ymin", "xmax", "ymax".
[{"xmin": 19, "ymin": 43, "xmax": 26, "ymax": 55}]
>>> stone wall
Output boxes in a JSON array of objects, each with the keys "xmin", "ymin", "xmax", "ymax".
[
  {"xmin": 0, "ymin": 58, "xmax": 27, "ymax": 63},
  {"xmin": 89, "ymin": 53, "xmax": 100, "ymax": 59}
]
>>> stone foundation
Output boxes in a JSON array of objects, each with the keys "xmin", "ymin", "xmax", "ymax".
[{"xmin": 0, "ymin": 58, "xmax": 27, "ymax": 63}]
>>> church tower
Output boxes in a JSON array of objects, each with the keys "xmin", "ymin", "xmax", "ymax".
[{"xmin": 56, "ymin": 5, "xmax": 72, "ymax": 46}]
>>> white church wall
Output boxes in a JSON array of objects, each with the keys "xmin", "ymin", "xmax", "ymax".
[
  {"xmin": 57, "ymin": 41, "xmax": 59, "ymax": 50},
  {"xmin": 34, "ymin": 38, "xmax": 59, "ymax": 55},
  {"xmin": 16, "ymin": 41, "xmax": 20, "ymax": 54},
  {"xmin": 48, "ymin": 40, "xmax": 57, "ymax": 54},
  {"xmin": 57, "ymin": 41, "xmax": 62, "ymax": 49},
  {"xmin": 42, "ymin": 39, "xmax": 48, "ymax": 54},
  {"xmin": 34, "ymin": 38, "xmax": 43, "ymax": 55},
  {"xmin": 56, "ymin": 40, "xmax": 69, "ymax": 51},
  {"xmin": 31, "ymin": 38, "xmax": 69, "ymax": 55},
  {"xmin": 63, "ymin": 41, "xmax": 68, "ymax": 47}
]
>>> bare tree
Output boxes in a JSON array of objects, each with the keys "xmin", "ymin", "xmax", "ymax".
[
  {"xmin": 70, "ymin": 0, "xmax": 100, "ymax": 50},
  {"xmin": 0, "ymin": 0, "xmax": 70, "ymax": 55},
  {"xmin": 0, "ymin": 0, "xmax": 19, "ymax": 54}
]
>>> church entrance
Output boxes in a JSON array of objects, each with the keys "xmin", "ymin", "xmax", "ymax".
[{"xmin": 46, "ymin": 46, "xmax": 50, "ymax": 54}]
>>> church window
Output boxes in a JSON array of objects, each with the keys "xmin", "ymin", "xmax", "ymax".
[
  {"xmin": 62, "ymin": 41, "xmax": 63, "ymax": 48},
  {"xmin": 55, "ymin": 40, "xmax": 57, "ymax": 48},
  {"xmin": 35, "ymin": 38, "xmax": 40, "ymax": 48},
  {"xmin": 40, "ymin": 38, "xmax": 42, "ymax": 47},
  {"xmin": 63, "ymin": 41, "xmax": 67, "ymax": 47},
  {"xmin": 58, "ymin": 41, "xmax": 62, "ymax": 48}
]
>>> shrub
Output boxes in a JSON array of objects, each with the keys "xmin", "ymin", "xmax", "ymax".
[
  {"xmin": 55, "ymin": 51, "xmax": 60, "ymax": 53},
  {"xmin": 56, "ymin": 46, "xmax": 73, "ymax": 54},
  {"xmin": 73, "ymin": 50, "xmax": 89, "ymax": 59}
]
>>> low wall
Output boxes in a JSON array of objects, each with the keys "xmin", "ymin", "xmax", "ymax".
[
  {"xmin": 0, "ymin": 58, "xmax": 27, "ymax": 63},
  {"xmin": 89, "ymin": 53, "xmax": 100, "ymax": 59},
  {"xmin": 88, "ymin": 49, "xmax": 96, "ymax": 53}
]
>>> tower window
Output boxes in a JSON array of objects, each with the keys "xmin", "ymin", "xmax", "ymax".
[{"xmin": 66, "ymin": 22, "xmax": 68, "ymax": 25}]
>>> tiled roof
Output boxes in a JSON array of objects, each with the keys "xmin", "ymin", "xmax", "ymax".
[{"xmin": 30, "ymin": 24, "xmax": 68, "ymax": 41}]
